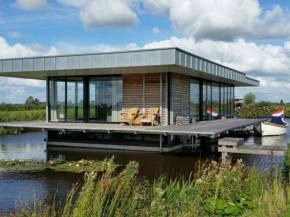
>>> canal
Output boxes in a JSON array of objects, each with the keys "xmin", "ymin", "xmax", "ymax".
[{"xmin": 0, "ymin": 119, "xmax": 289, "ymax": 213}]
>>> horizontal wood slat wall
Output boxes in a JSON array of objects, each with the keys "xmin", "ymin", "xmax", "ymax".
[
  {"xmin": 123, "ymin": 73, "xmax": 167, "ymax": 125},
  {"xmin": 145, "ymin": 73, "xmax": 167, "ymax": 125},
  {"xmin": 172, "ymin": 73, "xmax": 190, "ymax": 123},
  {"xmin": 123, "ymin": 74, "xmax": 143, "ymax": 112}
]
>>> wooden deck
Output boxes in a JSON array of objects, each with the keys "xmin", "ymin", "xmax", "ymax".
[
  {"xmin": 0, "ymin": 118, "xmax": 265, "ymax": 137},
  {"xmin": 218, "ymin": 137, "xmax": 286, "ymax": 157},
  {"xmin": 219, "ymin": 144, "xmax": 287, "ymax": 156}
]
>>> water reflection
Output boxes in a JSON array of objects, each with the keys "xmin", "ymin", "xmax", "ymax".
[
  {"xmin": 0, "ymin": 132, "xmax": 46, "ymax": 160},
  {"xmin": 0, "ymin": 119, "xmax": 290, "ymax": 213}
]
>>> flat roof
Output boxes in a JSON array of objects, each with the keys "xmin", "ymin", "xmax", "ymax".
[
  {"xmin": 0, "ymin": 118, "xmax": 265, "ymax": 137},
  {"xmin": 0, "ymin": 47, "xmax": 259, "ymax": 87}
]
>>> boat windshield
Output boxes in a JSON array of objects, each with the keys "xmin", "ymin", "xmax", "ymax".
[{"xmin": 270, "ymin": 117, "xmax": 287, "ymax": 125}]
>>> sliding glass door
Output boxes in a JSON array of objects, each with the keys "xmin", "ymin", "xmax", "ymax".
[
  {"xmin": 67, "ymin": 77, "xmax": 84, "ymax": 122},
  {"xmin": 49, "ymin": 77, "xmax": 84, "ymax": 122},
  {"xmin": 49, "ymin": 75, "xmax": 122, "ymax": 123},
  {"xmin": 89, "ymin": 76, "xmax": 122, "ymax": 122}
]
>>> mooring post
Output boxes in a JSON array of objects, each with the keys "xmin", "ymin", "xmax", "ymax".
[
  {"xmin": 222, "ymin": 152, "xmax": 228, "ymax": 163},
  {"xmin": 160, "ymin": 134, "xmax": 162, "ymax": 153}
]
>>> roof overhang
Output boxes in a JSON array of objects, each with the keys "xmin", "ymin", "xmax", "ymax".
[{"xmin": 0, "ymin": 47, "xmax": 259, "ymax": 87}]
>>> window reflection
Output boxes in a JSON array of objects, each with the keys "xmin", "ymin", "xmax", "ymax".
[
  {"xmin": 190, "ymin": 79, "xmax": 200, "ymax": 120},
  {"xmin": 89, "ymin": 76, "xmax": 123, "ymax": 122}
]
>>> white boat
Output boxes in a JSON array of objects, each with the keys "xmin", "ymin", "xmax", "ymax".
[{"xmin": 256, "ymin": 117, "xmax": 289, "ymax": 136}]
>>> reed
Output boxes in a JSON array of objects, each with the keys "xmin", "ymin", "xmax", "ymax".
[{"xmin": 9, "ymin": 158, "xmax": 290, "ymax": 217}]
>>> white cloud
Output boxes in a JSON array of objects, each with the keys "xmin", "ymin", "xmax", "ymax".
[
  {"xmin": 58, "ymin": 0, "xmax": 139, "ymax": 29},
  {"xmin": 152, "ymin": 27, "xmax": 160, "ymax": 34},
  {"xmin": 80, "ymin": 0, "xmax": 139, "ymax": 29},
  {"xmin": 13, "ymin": 0, "xmax": 49, "ymax": 11},
  {"xmin": 142, "ymin": 0, "xmax": 290, "ymax": 41},
  {"xmin": 1, "ymin": 35, "xmax": 290, "ymax": 102},
  {"xmin": 6, "ymin": 32, "xmax": 24, "ymax": 38},
  {"xmin": 0, "ymin": 36, "xmax": 56, "ymax": 103},
  {"xmin": 142, "ymin": 0, "xmax": 171, "ymax": 15},
  {"xmin": 143, "ymin": 37, "xmax": 290, "ymax": 76},
  {"xmin": 0, "ymin": 37, "xmax": 57, "ymax": 59}
]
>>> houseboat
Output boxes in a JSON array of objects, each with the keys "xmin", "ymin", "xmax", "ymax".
[{"xmin": 0, "ymin": 47, "xmax": 260, "ymax": 152}]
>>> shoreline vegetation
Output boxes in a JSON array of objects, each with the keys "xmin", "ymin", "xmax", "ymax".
[
  {"xmin": 1, "ymin": 149, "xmax": 290, "ymax": 217},
  {"xmin": 0, "ymin": 157, "xmax": 119, "ymax": 173},
  {"xmin": 235, "ymin": 101, "xmax": 290, "ymax": 119},
  {"xmin": 0, "ymin": 101, "xmax": 46, "ymax": 135}
]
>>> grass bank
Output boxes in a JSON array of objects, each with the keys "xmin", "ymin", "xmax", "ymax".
[
  {"xmin": 0, "ymin": 110, "xmax": 46, "ymax": 135},
  {"xmin": 7, "ymin": 157, "xmax": 290, "ymax": 217}
]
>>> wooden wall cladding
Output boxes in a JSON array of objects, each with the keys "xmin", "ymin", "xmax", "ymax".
[
  {"xmin": 123, "ymin": 73, "xmax": 167, "ymax": 125},
  {"xmin": 172, "ymin": 73, "xmax": 190, "ymax": 123},
  {"xmin": 123, "ymin": 74, "xmax": 143, "ymax": 112},
  {"xmin": 145, "ymin": 73, "xmax": 167, "ymax": 125}
]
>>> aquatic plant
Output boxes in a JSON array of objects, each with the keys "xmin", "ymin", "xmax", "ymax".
[{"xmin": 0, "ymin": 157, "xmax": 119, "ymax": 173}]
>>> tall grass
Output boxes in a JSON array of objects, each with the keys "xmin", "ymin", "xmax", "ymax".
[
  {"xmin": 0, "ymin": 110, "xmax": 46, "ymax": 135},
  {"xmin": 0, "ymin": 110, "xmax": 46, "ymax": 122},
  {"xmin": 10, "ymin": 158, "xmax": 290, "ymax": 217}
]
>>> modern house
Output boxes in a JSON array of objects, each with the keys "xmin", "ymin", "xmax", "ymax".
[{"xmin": 0, "ymin": 47, "xmax": 260, "ymax": 152}]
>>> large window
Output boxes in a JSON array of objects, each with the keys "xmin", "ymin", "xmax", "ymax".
[
  {"xmin": 89, "ymin": 76, "xmax": 122, "ymax": 122},
  {"xmin": 67, "ymin": 77, "xmax": 84, "ymax": 122},
  {"xmin": 49, "ymin": 75, "xmax": 122, "ymax": 123},
  {"xmin": 49, "ymin": 77, "xmax": 84, "ymax": 122},
  {"xmin": 190, "ymin": 79, "xmax": 200, "ymax": 120}
]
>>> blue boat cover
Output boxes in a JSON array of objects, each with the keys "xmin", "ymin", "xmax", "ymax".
[{"xmin": 270, "ymin": 117, "xmax": 287, "ymax": 125}]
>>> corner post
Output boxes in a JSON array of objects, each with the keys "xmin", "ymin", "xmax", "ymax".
[{"xmin": 46, "ymin": 78, "xmax": 49, "ymax": 123}]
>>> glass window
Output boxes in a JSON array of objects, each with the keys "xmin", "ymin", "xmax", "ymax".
[
  {"xmin": 89, "ymin": 76, "xmax": 123, "ymax": 122},
  {"xmin": 49, "ymin": 78, "xmax": 66, "ymax": 122},
  {"xmin": 212, "ymin": 83, "xmax": 220, "ymax": 118},
  {"xmin": 67, "ymin": 77, "xmax": 83, "ymax": 122},
  {"xmin": 49, "ymin": 77, "xmax": 84, "ymax": 122},
  {"xmin": 203, "ymin": 82, "xmax": 212, "ymax": 120},
  {"xmin": 190, "ymin": 79, "xmax": 200, "ymax": 120}
]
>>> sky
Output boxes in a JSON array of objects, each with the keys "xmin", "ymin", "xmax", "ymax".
[{"xmin": 0, "ymin": 0, "xmax": 290, "ymax": 103}]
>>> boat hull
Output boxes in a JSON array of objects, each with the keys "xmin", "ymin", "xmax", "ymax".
[{"xmin": 256, "ymin": 122, "xmax": 289, "ymax": 136}]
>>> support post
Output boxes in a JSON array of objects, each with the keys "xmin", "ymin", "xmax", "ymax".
[
  {"xmin": 221, "ymin": 152, "xmax": 228, "ymax": 163},
  {"xmin": 200, "ymin": 136, "xmax": 212, "ymax": 155},
  {"xmin": 160, "ymin": 134, "xmax": 162, "ymax": 153}
]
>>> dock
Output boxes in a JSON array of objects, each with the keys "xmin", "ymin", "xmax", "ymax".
[
  {"xmin": 0, "ymin": 118, "xmax": 265, "ymax": 137},
  {"xmin": 218, "ymin": 137, "xmax": 286, "ymax": 162}
]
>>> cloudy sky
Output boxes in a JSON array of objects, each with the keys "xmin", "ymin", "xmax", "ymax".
[{"xmin": 0, "ymin": 0, "xmax": 290, "ymax": 103}]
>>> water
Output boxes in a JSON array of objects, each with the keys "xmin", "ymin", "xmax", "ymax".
[{"xmin": 0, "ymin": 119, "xmax": 290, "ymax": 213}]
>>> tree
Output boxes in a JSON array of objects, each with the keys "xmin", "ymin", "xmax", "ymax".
[
  {"xmin": 25, "ymin": 96, "xmax": 34, "ymax": 105},
  {"xmin": 244, "ymin": 92, "xmax": 256, "ymax": 105},
  {"xmin": 280, "ymin": 99, "xmax": 285, "ymax": 105},
  {"xmin": 34, "ymin": 98, "xmax": 40, "ymax": 105}
]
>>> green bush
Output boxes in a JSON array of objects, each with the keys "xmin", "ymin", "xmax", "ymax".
[{"xmin": 235, "ymin": 106, "xmax": 290, "ymax": 118}]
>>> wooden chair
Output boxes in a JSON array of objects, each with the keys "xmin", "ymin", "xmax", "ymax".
[
  {"xmin": 140, "ymin": 107, "xmax": 160, "ymax": 126},
  {"xmin": 120, "ymin": 108, "xmax": 139, "ymax": 126}
]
